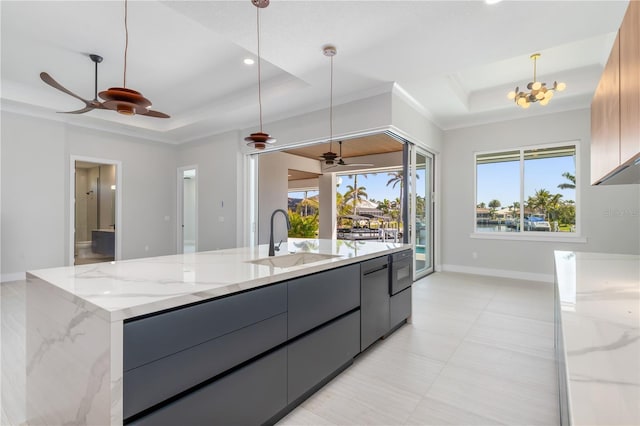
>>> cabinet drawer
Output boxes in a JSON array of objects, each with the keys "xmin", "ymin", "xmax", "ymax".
[
  {"xmin": 124, "ymin": 282, "xmax": 286, "ymax": 371},
  {"xmin": 390, "ymin": 286, "xmax": 412, "ymax": 328},
  {"xmin": 129, "ymin": 348, "xmax": 287, "ymax": 426},
  {"xmin": 124, "ymin": 313, "xmax": 287, "ymax": 419},
  {"xmin": 287, "ymin": 310, "xmax": 360, "ymax": 404},
  {"xmin": 287, "ymin": 263, "xmax": 360, "ymax": 338}
]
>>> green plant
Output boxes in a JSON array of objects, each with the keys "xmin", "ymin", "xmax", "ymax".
[{"xmin": 288, "ymin": 210, "xmax": 319, "ymax": 238}]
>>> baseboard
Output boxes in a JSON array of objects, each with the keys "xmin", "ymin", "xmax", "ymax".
[
  {"xmin": 440, "ymin": 264, "xmax": 554, "ymax": 283},
  {"xmin": 1, "ymin": 271, "xmax": 26, "ymax": 283}
]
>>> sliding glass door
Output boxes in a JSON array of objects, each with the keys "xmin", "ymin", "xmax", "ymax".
[{"xmin": 412, "ymin": 147, "xmax": 434, "ymax": 278}]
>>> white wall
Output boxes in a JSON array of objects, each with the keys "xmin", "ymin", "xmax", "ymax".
[
  {"xmin": 1, "ymin": 113, "xmax": 66, "ymax": 281},
  {"xmin": 66, "ymin": 126, "xmax": 178, "ymax": 261},
  {"xmin": 178, "ymin": 131, "xmax": 241, "ymax": 251},
  {"xmin": 1, "ymin": 111, "xmax": 178, "ymax": 280},
  {"xmin": 243, "ymin": 93, "xmax": 394, "ymax": 152},
  {"xmin": 392, "ymin": 90, "xmax": 444, "ymax": 155},
  {"xmin": 441, "ymin": 108, "xmax": 640, "ymax": 282},
  {"xmin": 257, "ymin": 152, "xmax": 290, "ymax": 245}
]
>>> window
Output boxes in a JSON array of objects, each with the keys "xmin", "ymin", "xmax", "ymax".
[{"xmin": 475, "ymin": 143, "xmax": 577, "ymax": 235}]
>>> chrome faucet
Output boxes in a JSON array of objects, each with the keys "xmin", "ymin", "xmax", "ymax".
[{"xmin": 269, "ymin": 209, "xmax": 291, "ymax": 256}]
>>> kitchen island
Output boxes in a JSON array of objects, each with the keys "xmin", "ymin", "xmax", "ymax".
[
  {"xmin": 25, "ymin": 239, "xmax": 412, "ymax": 425},
  {"xmin": 554, "ymin": 251, "xmax": 640, "ymax": 425}
]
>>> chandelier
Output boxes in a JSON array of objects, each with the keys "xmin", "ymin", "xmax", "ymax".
[{"xmin": 508, "ymin": 53, "xmax": 566, "ymax": 109}]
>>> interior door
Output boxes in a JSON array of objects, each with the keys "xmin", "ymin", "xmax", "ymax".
[{"xmin": 178, "ymin": 166, "xmax": 198, "ymax": 254}]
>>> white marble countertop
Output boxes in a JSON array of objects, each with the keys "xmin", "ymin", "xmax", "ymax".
[
  {"xmin": 27, "ymin": 239, "xmax": 409, "ymax": 322},
  {"xmin": 554, "ymin": 251, "xmax": 640, "ymax": 425}
]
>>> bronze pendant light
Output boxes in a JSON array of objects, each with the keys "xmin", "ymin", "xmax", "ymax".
[
  {"xmin": 245, "ymin": 0, "xmax": 276, "ymax": 149},
  {"xmin": 99, "ymin": 0, "xmax": 169, "ymax": 118}
]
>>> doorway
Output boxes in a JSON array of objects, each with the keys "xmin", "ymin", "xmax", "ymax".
[
  {"xmin": 177, "ymin": 166, "xmax": 198, "ymax": 254},
  {"xmin": 71, "ymin": 158, "xmax": 121, "ymax": 265}
]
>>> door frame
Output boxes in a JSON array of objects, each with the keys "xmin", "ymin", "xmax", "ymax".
[
  {"xmin": 69, "ymin": 155, "xmax": 122, "ymax": 266},
  {"xmin": 176, "ymin": 165, "xmax": 199, "ymax": 254}
]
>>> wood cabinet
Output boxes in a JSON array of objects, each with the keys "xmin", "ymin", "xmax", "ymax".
[
  {"xmin": 591, "ymin": 1, "xmax": 640, "ymax": 185},
  {"xmin": 620, "ymin": 0, "xmax": 640, "ymax": 165}
]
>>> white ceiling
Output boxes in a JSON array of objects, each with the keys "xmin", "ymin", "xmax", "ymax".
[{"xmin": 0, "ymin": 0, "xmax": 629, "ymax": 144}]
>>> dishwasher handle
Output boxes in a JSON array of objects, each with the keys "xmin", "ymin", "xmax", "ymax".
[{"xmin": 362, "ymin": 262, "xmax": 388, "ymax": 276}]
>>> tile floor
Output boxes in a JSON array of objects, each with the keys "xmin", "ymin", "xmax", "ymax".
[{"xmin": 0, "ymin": 272, "xmax": 559, "ymax": 426}]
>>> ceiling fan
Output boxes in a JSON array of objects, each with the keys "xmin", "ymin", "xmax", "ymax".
[
  {"xmin": 322, "ymin": 141, "xmax": 374, "ymax": 170},
  {"xmin": 39, "ymin": 0, "xmax": 169, "ymax": 119}
]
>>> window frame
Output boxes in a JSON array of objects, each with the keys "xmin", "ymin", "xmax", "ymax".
[{"xmin": 472, "ymin": 140, "xmax": 586, "ymax": 243}]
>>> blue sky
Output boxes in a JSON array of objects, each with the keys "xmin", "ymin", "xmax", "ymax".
[{"xmin": 477, "ymin": 156, "xmax": 576, "ymax": 207}]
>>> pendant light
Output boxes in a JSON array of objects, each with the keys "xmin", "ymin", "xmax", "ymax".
[
  {"xmin": 244, "ymin": 0, "xmax": 276, "ymax": 149},
  {"xmin": 99, "ymin": 0, "xmax": 169, "ymax": 118},
  {"xmin": 319, "ymin": 45, "xmax": 338, "ymax": 163}
]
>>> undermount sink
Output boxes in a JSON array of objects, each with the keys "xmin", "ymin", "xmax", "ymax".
[{"xmin": 248, "ymin": 252, "xmax": 341, "ymax": 268}]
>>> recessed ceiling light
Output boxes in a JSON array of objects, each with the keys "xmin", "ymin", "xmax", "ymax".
[
  {"xmin": 485, "ymin": 0, "xmax": 503, "ymax": 4},
  {"xmin": 243, "ymin": 58, "xmax": 255, "ymax": 65}
]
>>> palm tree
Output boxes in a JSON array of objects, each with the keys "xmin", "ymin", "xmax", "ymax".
[
  {"xmin": 387, "ymin": 171, "xmax": 405, "ymax": 223},
  {"xmin": 558, "ymin": 172, "xmax": 576, "ymax": 190},
  {"xmin": 336, "ymin": 191, "xmax": 351, "ymax": 217},
  {"xmin": 529, "ymin": 189, "xmax": 553, "ymax": 219},
  {"xmin": 345, "ymin": 174, "xmax": 368, "ymax": 214},
  {"xmin": 344, "ymin": 184, "xmax": 368, "ymax": 213}
]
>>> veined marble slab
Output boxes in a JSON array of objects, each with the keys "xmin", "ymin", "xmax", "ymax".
[
  {"xmin": 554, "ymin": 251, "xmax": 640, "ymax": 426},
  {"xmin": 28, "ymin": 238, "xmax": 409, "ymax": 322}
]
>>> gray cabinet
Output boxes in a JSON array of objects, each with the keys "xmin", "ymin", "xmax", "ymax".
[
  {"xmin": 129, "ymin": 348, "xmax": 287, "ymax": 426},
  {"xmin": 124, "ymin": 313, "xmax": 287, "ymax": 418},
  {"xmin": 390, "ymin": 286, "xmax": 411, "ymax": 329},
  {"xmin": 124, "ymin": 282, "xmax": 286, "ymax": 371},
  {"xmin": 91, "ymin": 230, "xmax": 114, "ymax": 256},
  {"xmin": 124, "ymin": 252, "xmax": 409, "ymax": 425},
  {"xmin": 287, "ymin": 263, "xmax": 360, "ymax": 339},
  {"xmin": 288, "ymin": 311, "xmax": 360, "ymax": 404},
  {"xmin": 360, "ymin": 256, "xmax": 390, "ymax": 351}
]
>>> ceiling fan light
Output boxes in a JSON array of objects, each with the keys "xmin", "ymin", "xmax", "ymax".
[
  {"xmin": 535, "ymin": 91, "xmax": 545, "ymax": 100},
  {"xmin": 521, "ymin": 101, "xmax": 531, "ymax": 109},
  {"xmin": 516, "ymin": 97, "xmax": 527, "ymax": 107},
  {"xmin": 507, "ymin": 91, "xmax": 516, "ymax": 100},
  {"xmin": 540, "ymin": 99, "xmax": 550, "ymax": 106},
  {"xmin": 556, "ymin": 82, "xmax": 566, "ymax": 91},
  {"xmin": 545, "ymin": 90, "xmax": 554, "ymax": 99},
  {"xmin": 532, "ymin": 81, "xmax": 542, "ymax": 91}
]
